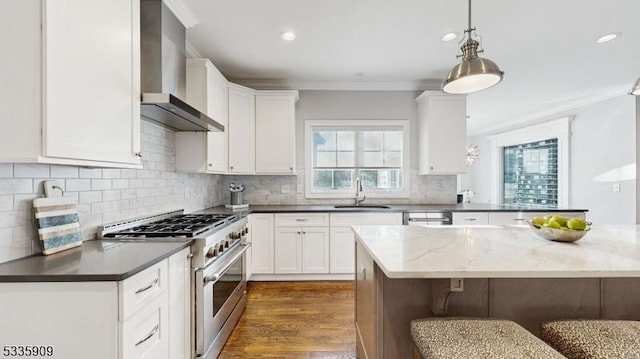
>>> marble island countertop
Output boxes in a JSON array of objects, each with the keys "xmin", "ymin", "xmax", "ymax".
[{"xmin": 353, "ymin": 224, "xmax": 640, "ymax": 279}]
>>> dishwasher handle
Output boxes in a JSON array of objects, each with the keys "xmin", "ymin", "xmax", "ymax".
[{"xmin": 403, "ymin": 212, "xmax": 452, "ymax": 225}]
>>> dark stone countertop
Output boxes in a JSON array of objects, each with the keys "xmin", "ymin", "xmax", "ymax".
[
  {"xmin": 0, "ymin": 240, "xmax": 191, "ymax": 282},
  {"xmin": 198, "ymin": 203, "xmax": 588, "ymax": 215}
]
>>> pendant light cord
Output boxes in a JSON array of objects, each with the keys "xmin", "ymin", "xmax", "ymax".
[{"xmin": 468, "ymin": 0, "xmax": 472, "ymax": 33}]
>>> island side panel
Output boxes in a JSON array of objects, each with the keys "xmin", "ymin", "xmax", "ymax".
[
  {"xmin": 355, "ymin": 241, "xmax": 379, "ymax": 359},
  {"xmin": 489, "ymin": 278, "xmax": 600, "ymax": 335},
  {"xmin": 380, "ymin": 275, "xmax": 432, "ymax": 359},
  {"xmin": 601, "ymin": 278, "xmax": 640, "ymax": 319}
]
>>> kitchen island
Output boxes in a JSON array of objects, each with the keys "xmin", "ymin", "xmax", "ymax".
[{"xmin": 353, "ymin": 225, "xmax": 640, "ymax": 359}]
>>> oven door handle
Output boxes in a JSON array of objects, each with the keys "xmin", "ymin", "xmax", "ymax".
[{"xmin": 203, "ymin": 242, "xmax": 251, "ymax": 285}]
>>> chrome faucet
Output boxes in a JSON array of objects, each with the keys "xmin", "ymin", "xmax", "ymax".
[{"xmin": 355, "ymin": 177, "xmax": 366, "ymax": 205}]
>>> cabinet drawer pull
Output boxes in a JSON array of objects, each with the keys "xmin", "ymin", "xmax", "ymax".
[
  {"xmin": 134, "ymin": 277, "xmax": 159, "ymax": 294},
  {"xmin": 135, "ymin": 324, "xmax": 159, "ymax": 346},
  {"xmin": 295, "ymin": 218, "xmax": 308, "ymax": 222},
  {"xmin": 134, "ymin": 152, "xmax": 143, "ymax": 158},
  {"xmin": 513, "ymin": 218, "xmax": 525, "ymax": 221},
  {"xmin": 464, "ymin": 218, "xmax": 477, "ymax": 221}
]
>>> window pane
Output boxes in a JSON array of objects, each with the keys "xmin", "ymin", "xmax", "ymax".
[
  {"xmin": 384, "ymin": 151, "xmax": 402, "ymax": 167},
  {"xmin": 334, "ymin": 170, "xmax": 353, "ymax": 188},
  {"xmin": 360, "ymin": 169, "xmax": 402, "ymax": 189},
  {"xmin": 337, "ymin": 151, "xmax": 355, "ymax": 167},
  {"xmin": 314, "ymin": 170, "xmax": 333, "ymax": 189},
  {"xmin": 310, "ymin": 124, "xmax": 405, "ymax": 194},
  {"xmin": 384, "ymin": 131, "xmax": 402, "ymax": 151},
  {"xmin": 363, "ymin": 151, "xmax": 383, "ymax": 167},
  {"xmin": 315, "ymin": 131, "xmax": 336, "ymax": 151},
  {"xmin": 337, "ymin": 131, "xmax": 355, "ymax": 151},
  {"xmin": 313, "ymin": 170, "xmax": 353, "ymax": 189},
  {"xmin": 316, "ymin": 151, "xmax": 336, "ymax": 167},
  {"xmin": 363, "ymin": 132, "xmax": 383, "ymax": 151},
  {"xmin": 503, "ymin": 138, "xmax": 558, "ymax": 206}
]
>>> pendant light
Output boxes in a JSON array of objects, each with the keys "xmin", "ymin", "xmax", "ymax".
[
  {"xmin": 442, "ymin": 0, "xmax": 504, "ymax": 94},
  {"xmin": 630, "ymin": 77, "xmax": 640, "ymax": 96}
]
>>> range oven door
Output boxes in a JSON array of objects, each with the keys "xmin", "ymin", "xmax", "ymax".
[{"xmin": 195, "ymin": 242, "xmax": 250, "ymax": 358}]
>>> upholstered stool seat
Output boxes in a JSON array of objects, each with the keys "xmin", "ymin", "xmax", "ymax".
[
  {"xmin": 541, "ymin": 320, "xmax": 640, "ymax": 359},
  {"xmin": 410, "ymin": 318, "xmax": 565, "ymax": 359}
]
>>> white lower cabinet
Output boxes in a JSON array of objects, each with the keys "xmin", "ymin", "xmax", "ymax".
[
  {"xmin": 0, "ymin": 250, "xmax": 190, "ymax": 359},
  {"xmin": 452, "ymin": 212, "xmax": 490, "ymax": 225},
  {"xmin": 274, "ymin": 227, "xmax": 303, "ymax": 273},
  {"xmin": 329, "ymin": 226, "xmax": 356, "ymax": 274},
  {"xmin": 274, "ymin": 226, "xmax": 329, "ymax": 274},
  {"xmin": 249, "ymin": 213, "xmax": 275, "ymax": 274},
  {"xmin": 120, "ymin": 293, "xmax": 169, "ymax": 359},
  {"xmin": 168, "ymin": 248, "xmax": 191, "ymax": 359},
  {"xmin": 274, "ymin": 213, "xmax": 330, "ymax": 274},
  {"xmin": 329, "ymin": 213, "xmax": 402, "ymax": 274}
]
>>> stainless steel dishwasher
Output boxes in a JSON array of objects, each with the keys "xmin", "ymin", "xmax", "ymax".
[{"xmin": 403, "ymin": 212, "xmax": 453, "ymax": 226}]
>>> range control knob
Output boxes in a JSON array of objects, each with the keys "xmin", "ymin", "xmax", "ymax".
[{"xmin": 205, "ymin": 247, "xmax": 218, "ymax": 258}]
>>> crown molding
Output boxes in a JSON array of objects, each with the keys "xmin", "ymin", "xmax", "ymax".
[
  {"xmin": 163, "ymin": 0, "xmax": 199, "ymax": 28},
  {"xmin": 468, "ymin": 86, "xmax": 630, "ymax": 137},
  {"xmin": 185, "ymin": 41, "xmax": 202, "ymax": 58},
  {"xmin": 229, "ymin": 79, "xmax": 442, "ymax": 91}
]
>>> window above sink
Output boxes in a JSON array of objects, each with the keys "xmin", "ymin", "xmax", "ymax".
[{"xmin": 304, "ymin": 120, "xmax": 410, "ymax": 199}]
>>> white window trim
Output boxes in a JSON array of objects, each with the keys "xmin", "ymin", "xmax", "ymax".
[
  {"xmin": 488, "ymin": 117, "xmax": 572, "ymax": 207},
  {"xmin": 304, "ymin": 119, "xmax": 410, "ymax": 199}
]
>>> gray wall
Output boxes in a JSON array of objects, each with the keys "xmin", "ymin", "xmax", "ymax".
[
  {"xmin": 224, "ymin": 90, "xmax": 458, "ymax": 205},
  {"xmin": 0, "ymin": 121, "xmax": 222, "ymax": 263},
  {"xmin": 463, "ymin": 95, "xmax": 636, "ymax": 224}
]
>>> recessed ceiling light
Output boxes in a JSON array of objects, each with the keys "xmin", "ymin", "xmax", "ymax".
[
  {"xmin": 596, "ymin": 32, "xmax": 621, "ymax": 43},
  {"xmin": 281, "ymin": 31, "xmax": 296, "ymax": 41},
  {"xmin": 441, "ymin": 32, "xmax": 458, "ymax": 42}
]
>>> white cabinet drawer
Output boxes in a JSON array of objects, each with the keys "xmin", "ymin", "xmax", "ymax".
[
  {"xmin": 487, "ymin": 212, "xmax": 529, "ymax": 226},
  {"xmin": 121, "ymin": 293, "xmax": 169, "ymax": 359},
  {"xmin": 120, "ymin": 259, "xmax": 168, "ymax": 321},
  {"xmin": 275, "ymin": 213, "xmax": 329, "ymax": 227},
  {"xmin": 330, "ymin": 213, "xmax": 402, "ymax": 226},
  {"xmin": 452, "ymin": 212, "xmax": 489, "ymax": 225}
]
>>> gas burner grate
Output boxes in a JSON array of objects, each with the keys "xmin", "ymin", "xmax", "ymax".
[{"xmin": 104, "ymin": 213, "xmax": 238, "ymax": 238}]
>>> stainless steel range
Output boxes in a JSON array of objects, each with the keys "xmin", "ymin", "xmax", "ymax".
[{"xmin": 100, "ymin": 210, "xmax": 250, "ymax": 359}]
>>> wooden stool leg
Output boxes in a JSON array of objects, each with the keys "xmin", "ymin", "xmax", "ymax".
[{"xmin": 413, "ymin": 344, "xmax": 423, "ymax": 359}]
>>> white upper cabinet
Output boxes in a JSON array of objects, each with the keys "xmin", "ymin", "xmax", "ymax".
[
  {"xmin": 255, "ymin": 91, "xmax": 298, "ymax": 174},
  {"xmin": 228, "ymin": 83, "xmax": 256, "ymax": 174},
  {"xmin": 1, "ymin": 0, "xmax": 141, "ymax": 168},
  {"xmin": 177, "ymin": 58, "xmax": 229, "ymax": 173},
  {"xmin": 416, "ymin": 91, "xmax": 467, "ymax": 174}
]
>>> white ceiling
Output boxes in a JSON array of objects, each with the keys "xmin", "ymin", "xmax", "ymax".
[{"xmin": 183, "ymin": 0, "xmax": 640, "ymax": 135}]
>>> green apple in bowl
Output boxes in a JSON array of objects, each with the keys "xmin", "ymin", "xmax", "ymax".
[{"xmin": 567, "ymin": 217, "xmax": 588, "ymax": 230}]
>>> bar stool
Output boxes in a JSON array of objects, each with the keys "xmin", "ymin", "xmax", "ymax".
[
  {"xmin": 410, "ymin": 318, "xmax": 566, "ymax": 359},
  {"xmin": 541, "ymin": 320, "xmax": 640, "ymax": 359}
]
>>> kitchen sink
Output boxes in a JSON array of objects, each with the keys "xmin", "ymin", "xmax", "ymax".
[{"xmin": 334, "ymin": 205, "xmax": 391, "ymax": 209}]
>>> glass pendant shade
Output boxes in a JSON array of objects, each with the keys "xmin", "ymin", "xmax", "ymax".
[{"xmin": 630, "ymin": 77, "xmax": 640, "ymax": 96}]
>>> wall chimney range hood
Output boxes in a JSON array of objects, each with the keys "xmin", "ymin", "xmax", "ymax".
[{"xmin": 140, "ymin": 0, "xmax": 223, "ymax": 132}]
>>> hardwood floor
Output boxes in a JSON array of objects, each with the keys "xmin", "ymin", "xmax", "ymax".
[{"xmin": 219, "ymin": 281, "xmax": 356, "ymax": 359}]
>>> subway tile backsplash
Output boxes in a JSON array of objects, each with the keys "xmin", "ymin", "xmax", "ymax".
[
  {"xmin": 219, "ymin": 172, "xmax": 456, "ymax": 206},
  {"xmin": 0, "ymin": 121, "xmax": 222, "ymax": 264},
  {"xmin": 0, "ymin": 121, "xmax": 457, "ymax": 264}
]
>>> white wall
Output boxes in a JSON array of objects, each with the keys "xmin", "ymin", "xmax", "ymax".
[
  {"xmin": 225, "ymin": 90, "xmax": 458, "ymax": 205},
  {"xmin": 463, "ymin": 95, "xmax": 636, "ymax": 224},
  {"xmin": 0, "ymin": 121, "xmax": 223, "ymax": 263}
]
